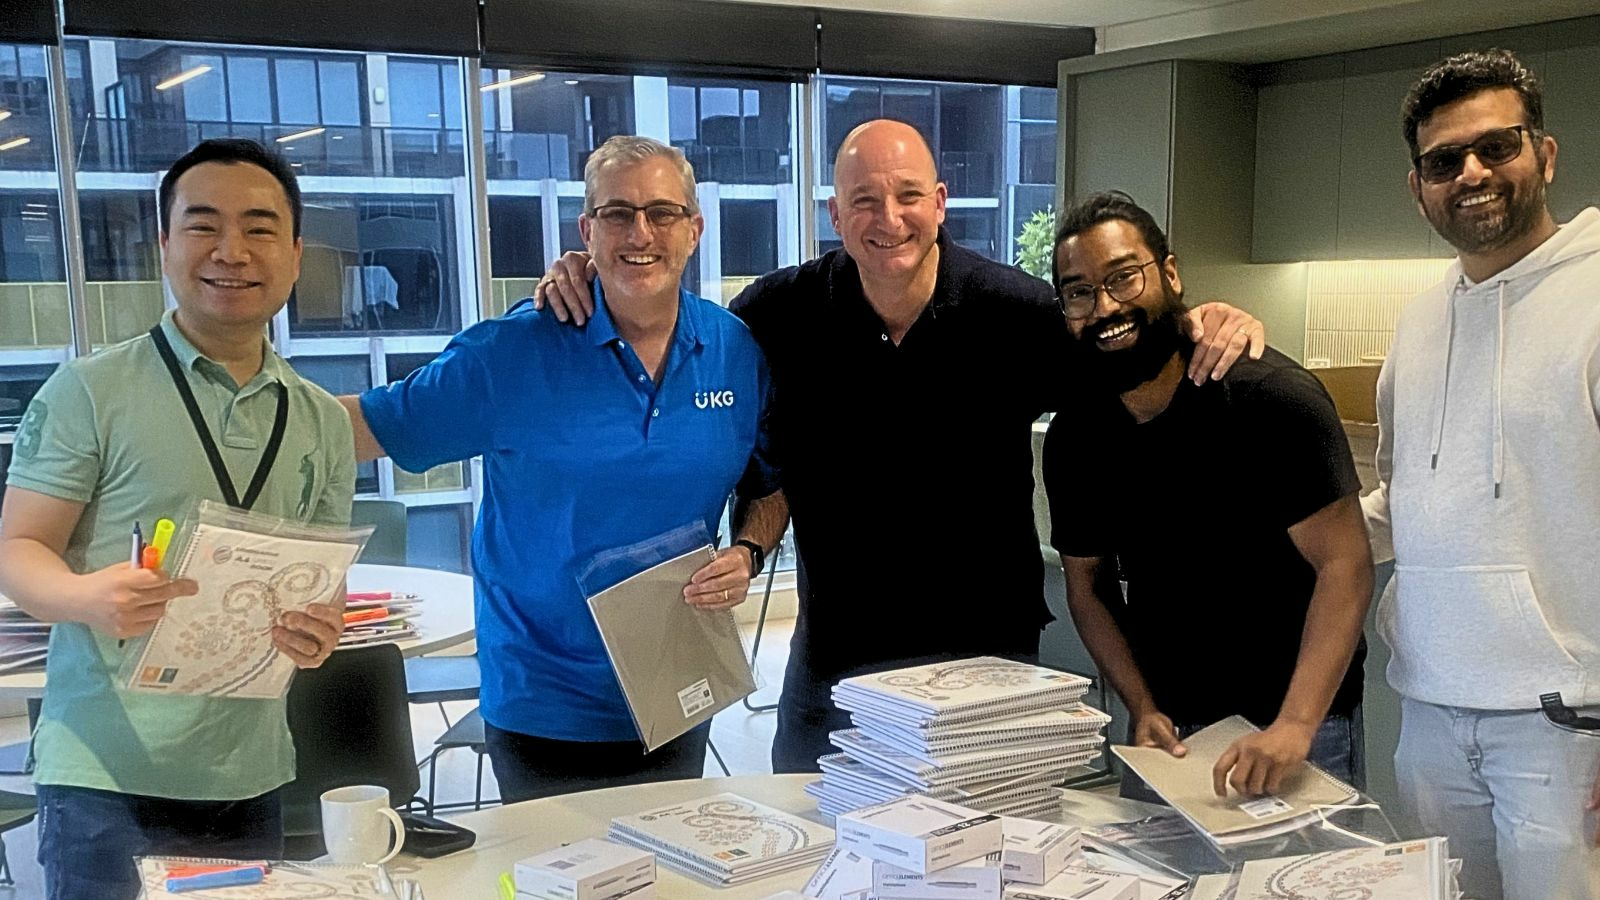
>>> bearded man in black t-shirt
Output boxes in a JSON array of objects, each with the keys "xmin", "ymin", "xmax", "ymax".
[{"xmin": 1043, "ymin": 191, "xmax": 1375, "ymax": 802}]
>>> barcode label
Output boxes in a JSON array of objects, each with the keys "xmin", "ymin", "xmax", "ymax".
[
  {"xmin": 678, "ymin": 678, "xmax": 714, "ymax": 717},
  {"xmin": 1238, "ymin": 796, "xmax": 1293, "ymax": 819}
]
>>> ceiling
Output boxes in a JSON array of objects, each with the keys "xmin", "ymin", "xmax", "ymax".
[{"xmin": 709, "ymin": 0, "xmax": 1600, "ymax": 60}]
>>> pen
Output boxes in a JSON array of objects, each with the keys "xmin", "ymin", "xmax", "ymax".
[{"xmin": 130, "ymin": 522, "xmax": 143, "ymax": 571}]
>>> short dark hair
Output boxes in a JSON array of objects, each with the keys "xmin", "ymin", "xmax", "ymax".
[
  {"xmin": 1053, "ymin": 191, "xmax": 1171, "ymax": 282},
  {"xmin": 1401, "ymin": 49, "xmax": 1544, "ymax": 159},
  {"xmin": 158, "ymin": 138, "xmax": 303, "ymax": 238}
]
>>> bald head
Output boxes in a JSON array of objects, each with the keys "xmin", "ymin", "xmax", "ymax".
[
  {"xmin": 828, "ymin": 119, "xmax": 947, "ymax": 286},
  {"xmin": 834, "ymin": 119, "xmax": 938, "ymax": 189}
]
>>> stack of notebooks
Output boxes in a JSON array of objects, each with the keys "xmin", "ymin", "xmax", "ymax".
[
  {"xmin": 607, "ymin": 792, "xmax": 834, "ymax": 886},
  {"xmin": 338, "ymin": 591, "xmax": 420, "ymax": 648},
  {"xmin": 1111, "ymin": 716, "xmax": 1360, "ymax": 847},
  {"xmin": 1188, "ymin": 837, "xmax": 1463, "ymax": 900},
  {"xmin": 0, "ymin": 594, "xmax": 50, "ymax": 674},
  {"xmin": 809, "ymin": 657, "xmax": 1109, "ymax": 820}
]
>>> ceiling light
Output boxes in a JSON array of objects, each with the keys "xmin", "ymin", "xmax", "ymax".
[
  {"xmin": 0, "ymin": 136, "xmax": 31, "ymax": 152},
  {"xmin": 564, "ymin": 80, "xmax": 579, "ymax": 86},
  {"xmin": 481, "ymin": 72, "xmax": 545, "ymax": 93},
  {"xmin": 155, "ymin": 65, "xmax": 212, "ymax": 91},
  {"xmin": 0, "ymin": 110, "xmax": 11, "ymax": 122},
  {"xmin": 276, "ymin": 126, "xmax": 326, "ymax": 143}
]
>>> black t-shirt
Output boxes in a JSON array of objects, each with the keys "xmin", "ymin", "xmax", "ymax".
[
  {"xmin": 1043, "ymin": 348, "xmax": 1365, "ymax": 727},
  {"xmin": 730, "ymin": 228, "xmax": 1070, "ymax": 679}
]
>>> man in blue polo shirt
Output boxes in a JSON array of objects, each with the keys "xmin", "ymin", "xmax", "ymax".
[{"xmin": 342, "ymin": 135, "xmax": 778, "ymax": 801}]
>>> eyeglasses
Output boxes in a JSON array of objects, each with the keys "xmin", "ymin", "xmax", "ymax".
[
  {"xmin": 1058, "ymin": 259, "xmax": 1160, "ymax": 320},
  {"xmin": 1413, "ymin": 125, "xmax": 1530, "ymax": 184},
  {"xmin": 588, "ymin": 202, "xmax": 693, "ymax": 230}
]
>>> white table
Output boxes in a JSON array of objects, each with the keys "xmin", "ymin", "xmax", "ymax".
[
  {"xmin": 390, "ymin": 775, "xmax": 1159, "ymax": 900},
  {"xmin": 0, "ymin": 562, "xmax": 477, "ymax": 700}
]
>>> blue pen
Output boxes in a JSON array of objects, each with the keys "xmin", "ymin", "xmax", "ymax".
[{"xmin": 166, "ymin": 866, "xmax": 266, "ymax": 892}]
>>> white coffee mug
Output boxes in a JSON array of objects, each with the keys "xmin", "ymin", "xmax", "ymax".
[{"xmin": 320, "ymin": 785, "xmax": 405, "ymax": 864}]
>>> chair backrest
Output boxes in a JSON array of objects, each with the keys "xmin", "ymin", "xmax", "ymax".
[
  {"xmin": 282, "ymin": 643, "xmax": 420, "ymax": 835},
  {"xmin": 351, "ymin": 499, "xmax": 408, "ymax": 566}
]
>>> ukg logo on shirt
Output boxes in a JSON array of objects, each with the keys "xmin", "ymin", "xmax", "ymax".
[{"xmin": 694, "ymin": 389, "xmax": 735, "ymax": 409}]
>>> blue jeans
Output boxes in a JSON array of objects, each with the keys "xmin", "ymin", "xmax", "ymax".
[
  {"xmin": 1118, "ymin": 708, "xmax": 1367, "ymax": 804},
  {"xmin": 36, "ymin": 783, "xmax": 283, "ymax": 900},
  {"xmin": 1395, "ymin": 698, "xmax": 1600, "ymax": 900}
]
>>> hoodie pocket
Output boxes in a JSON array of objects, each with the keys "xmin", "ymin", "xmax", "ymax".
[{"xmin": 1383, "ymin": 564, "xmax": 1586, "ymax": 705}]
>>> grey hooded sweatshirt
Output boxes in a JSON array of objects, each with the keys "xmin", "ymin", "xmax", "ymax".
[{"xmin": 1364, "ymin": 206, "xmax": 1600, "ymax": 710}]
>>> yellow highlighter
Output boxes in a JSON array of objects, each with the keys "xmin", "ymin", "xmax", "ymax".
[
  {"xmin": 148, "ymin": 518, "xmax": 175, "ymax": 569},
  {"xmin": 498, "ymin": 872, "xmax": 515, "ymax": 900}
]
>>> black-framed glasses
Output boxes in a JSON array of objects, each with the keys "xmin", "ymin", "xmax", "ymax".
[
  {"xmin": 1413, "ymin": 125, "xmax": 1530, "ymax": 184},
  {"xmin": 588, "ymin": 202, "xmax": 694, "ymax": 229},
  {"xmin": 1058, "ymin": 259, "xmax": 1160, "ymax": 320}
]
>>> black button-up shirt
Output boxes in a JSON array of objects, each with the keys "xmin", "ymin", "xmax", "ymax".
[{"xmin": 731, "ymin": 228, "xmax": 1070, "ymax": 680}]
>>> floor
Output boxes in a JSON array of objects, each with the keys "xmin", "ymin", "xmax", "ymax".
[{"xmin": 0, "ymin": 616, "xmax": 798, "ymax": 898}]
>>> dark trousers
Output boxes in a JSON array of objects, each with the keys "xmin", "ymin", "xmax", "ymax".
[
  {"xmin": 484, "ymin": 722, "xmax": 710, "ymax": 804},
  {"xmin": 36, "ymin": 783, "xmax": 283, "ymax": 900},
  {"xmin": 1118, "ymin": 706, "xmax": 1368, "ymax": 804},
  {"xmin": 772, "ymin": 641, "xmax": 1043, "ymax": 775}
]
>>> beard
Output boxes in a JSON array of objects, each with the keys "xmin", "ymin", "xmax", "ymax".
[
  {"xmin": 1423, "ymin": 167, "xmax": 1549, "ymax": 255},
  {"xmin": 1073, "ymin": 287, "xmax": 1189, "ymax": 394}
]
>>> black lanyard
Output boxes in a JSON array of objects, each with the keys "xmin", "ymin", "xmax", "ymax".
[{"xmin": 148, "ymin": 325, "xmax": 288, "ymax": 511}]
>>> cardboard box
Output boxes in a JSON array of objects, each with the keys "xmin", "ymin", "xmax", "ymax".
[
  {"xmin": 999, "ymin": 817, "xmax": 1080, "ymax": 884},
  {"xmin": 874, "ymin": 851, "xmax": 1003, "ymax": 900},
  {"xmin": 1003, "ymin": 869, "xmax": 1138, "ymax": 900},
  {"xmin": 513, "ymin": 838, "xmax": 656, "ymax": 900},
  {"xmin": 805, "ymin": 846, "xmax": 876, "ymax": 900},
  {"xmin": 836, "ymin": 797, "xmax": 1003, "ymax": 875}
]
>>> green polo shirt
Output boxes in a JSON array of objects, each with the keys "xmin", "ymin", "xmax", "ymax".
[{"xmin": 6, "ymin": 309, "xmax": 355, "ymax": 800}]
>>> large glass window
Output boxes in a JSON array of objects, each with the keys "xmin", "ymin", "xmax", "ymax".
[
  {"xmin": 0, "ymin": 41, "xmax": 68, "ymax": 440},
  {"xmin": 816, "ymin": 76, "xmax": 1057, "ymax": 266}
]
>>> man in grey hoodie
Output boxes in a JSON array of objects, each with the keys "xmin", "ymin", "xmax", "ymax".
[{"xmin": 1364, "ymin": 49, "xmax": 1600, "ymax": 900}]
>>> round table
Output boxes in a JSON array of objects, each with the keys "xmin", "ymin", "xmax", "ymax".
[
  {"xmin": 389, "ymin": 775, "xmax": 1159, "ymax": 899},
  {"xmin": 0, "ymin": 562, "xmax": 477, "ymax": 700}
]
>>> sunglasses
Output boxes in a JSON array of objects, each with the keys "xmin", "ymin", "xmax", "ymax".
[{"xmin": 1413, "ymin": 125, "xmax": 1531, "ymax": 184}]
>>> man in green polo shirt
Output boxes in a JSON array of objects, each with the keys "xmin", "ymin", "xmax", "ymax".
[{"xmin": 0, "ymin": 138, "xmax": 354, "ymax": 899}]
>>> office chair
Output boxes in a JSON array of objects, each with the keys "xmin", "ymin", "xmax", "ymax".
[
  {"xmin": 741, "ymin": 538, "xmax": 784, "ymax": 714},
  {"xmin": 351, "ymin": 499, "xmax": 408, "ymax": 566},
  {"xmin": 0, "ymin": 789, "xmax": 35, "ymax": 886},
  {"xmin": 282, "ymin": 643, "xmax": 421, "ymax": 859}
]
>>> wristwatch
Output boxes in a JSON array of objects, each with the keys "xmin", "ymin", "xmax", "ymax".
[{"xmin": 733, "ymin": 539, "xmax": 765, "ymax": 579}]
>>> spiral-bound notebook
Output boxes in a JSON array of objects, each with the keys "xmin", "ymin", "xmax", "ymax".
[
  {"xmin": 1112, "ymin": 716, "xmax": 1359, "ymax": 846},
  {"xmin": 136, "ymin": 856, "xmax": 394, "ymax": 898},
  {"xmin": 607, "ymin": 792, "xmax": 833, "ymax": 886},
  {"xmin": 585, "ymin": 544, "xmax": 756, "ymax": 752},
  {"xmin": 831, "ymin": 657, "xmax": 1091, "ymax": 728}
]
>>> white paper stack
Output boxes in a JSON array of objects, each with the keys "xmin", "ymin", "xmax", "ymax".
[
  {"xmin": 0, "ymin": 595, "xmax": 50, "ymax": 674},
  {"xmin": 513, "ymin": 837, "xmax": 656, "ymax": 900},
  {"xmin": 1229, "ymin": 837, "xmax": 1463, "ymax": 900},
  {"xmin": 812, "ymin": 657, "xmax": 1109, "ymax": 820},
  {"xmin": 607, "ymin": 792, "xmax": 834, "ymax": 886}
]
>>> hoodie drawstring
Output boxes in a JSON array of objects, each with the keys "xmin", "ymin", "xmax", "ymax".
[
  {"xmin": 1493, "ymin": 282, "xmax": 1506, "ymax": 499},
  {"xmin": 1429, "ymin": 291, "xmax": 1456, "ymax": 472}
]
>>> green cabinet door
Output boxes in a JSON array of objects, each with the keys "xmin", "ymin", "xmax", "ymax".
[
  {"xmin": 1337, "ymin": 42, "xmax": 1442, "ymax": 259},
  {"xmin": 1067, "ymin": 62, "xmax": 1175, "ymax": 229},
  {"xmin": 1252, "ymin": 57, "xmax": 1344, "ymax": 261},
  {"xmin": 1544, "ymin": 19, "xmax": 1600, "ymax": 224}
]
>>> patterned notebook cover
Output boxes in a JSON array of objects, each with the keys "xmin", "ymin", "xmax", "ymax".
[{"xmin": 608, "ymin": 792, "xmax": 833, "ymax": 876}]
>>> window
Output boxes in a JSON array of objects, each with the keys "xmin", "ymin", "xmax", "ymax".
[
  {"xmin": 0, "ymin": 41, "xmax": 68, "ymax": 436},
  {"xmin": 816, "ymin": 76, "xmax": 1057, "ymax": 267}
]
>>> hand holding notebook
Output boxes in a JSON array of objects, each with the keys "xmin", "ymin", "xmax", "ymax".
[{"xmin": 1112, "ymin": 716, "xmax": 1358, "ymax": 847}]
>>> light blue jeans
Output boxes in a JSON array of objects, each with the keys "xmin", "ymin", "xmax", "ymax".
[{"xmin": 1395, "ymin": 697, "xmax": 1600, "ymax": 900}]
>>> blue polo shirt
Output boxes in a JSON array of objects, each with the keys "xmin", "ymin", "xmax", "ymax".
[{"xmin": 360, "ymin": 283, "xmax": 772, "ymax": 741}]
